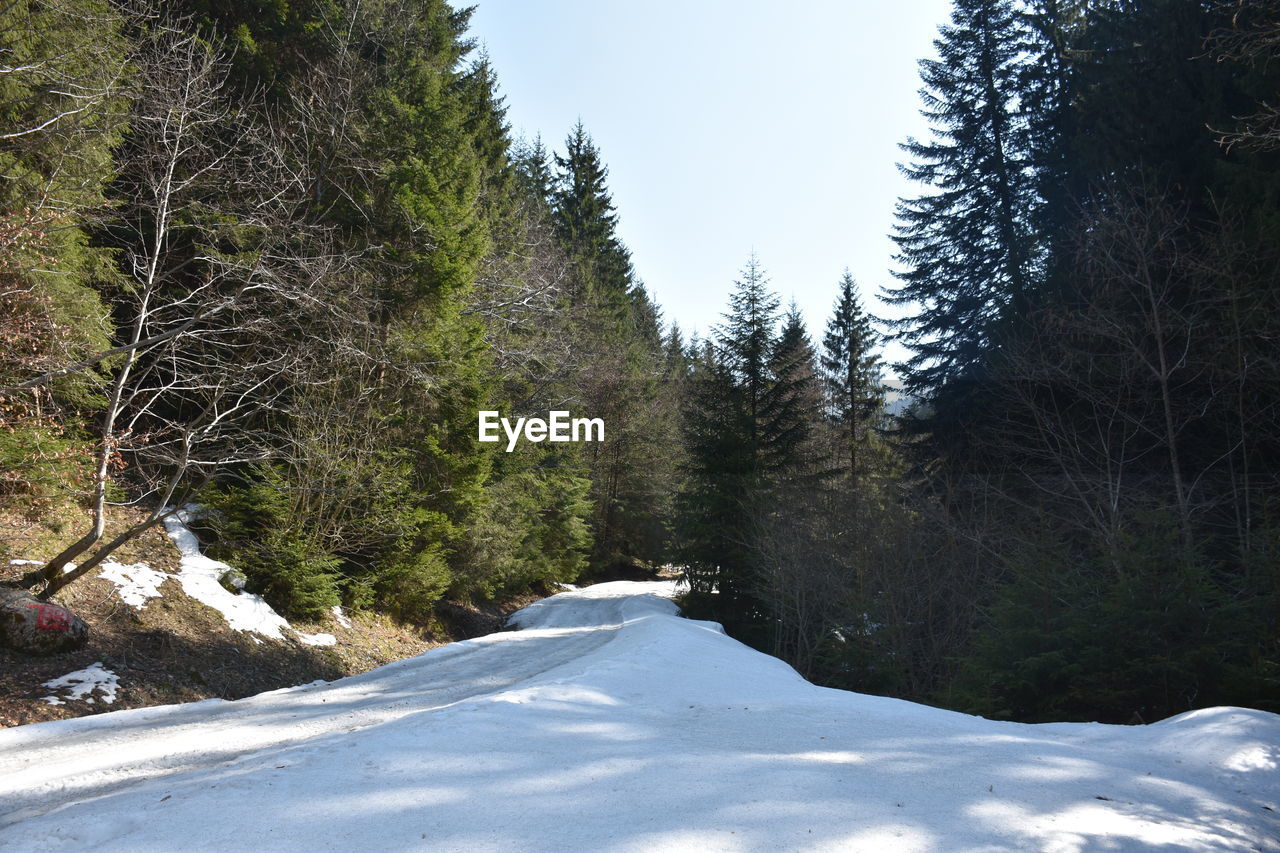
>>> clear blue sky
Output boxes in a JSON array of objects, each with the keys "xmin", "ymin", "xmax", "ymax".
[{"xmin": 466, "ymin": 1, "xmax": 955, "ymax": 368}]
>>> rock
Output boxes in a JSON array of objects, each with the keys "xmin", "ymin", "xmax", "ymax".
[
  {"xmin": 217, "ymin": 568, "xmax": 248, "ymax": 593},
  {"xmin": 0, "ymin": 587, "xmax": 89, "ymax": 654}
]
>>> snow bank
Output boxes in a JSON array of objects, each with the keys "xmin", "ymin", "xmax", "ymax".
[
  {"xmin": 50, "ymin": 510, "xmax": 340, "ymax": 647},
  {"xmin": 1, "ymin": 581, "xmax": 1276, "ymax": 852},
  {"xmin": 161, "ymin": 511, "xmax": 292, "ymax": 640},
  {"xmin": 9, "ymin": 559, "xmax": 76, "ymax": 575}
]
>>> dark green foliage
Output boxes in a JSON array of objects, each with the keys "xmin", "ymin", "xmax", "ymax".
[
  {"xmin": 0, "ymin": 0, "xmax": 126, "ymax": 508},
  {"xmin": 954, "ymin": 513, "xmax": 1256, "ymax": 723},
  {"xmin": 513, "ymin": 135, "xmax": 555, "ymax": 215},
  {"xmin": 678, "ymin": 341, "xmax": 758, "ymax": 605},
  {"xmin": 764, "ymin": 305, "xmax": 825, "ymax": 483},
  {"xmin": 456, "ymin": 456, "xmax": 592, "ymax": 601},
  {"xmin": 866, "ymin": 0, "xmax": 1280, "ymax": 721},
  {"xmin": 552, "ymin": 122, "xmax": 633, "ymax": 305},
  {"xmin": 678, "ymin": 258, "xmax": 829, "ymax": 644},
  {"xmin": 0, "ymin": 419, "xmax": 93, "ymax": 513},
  {"xmin": 886, "ymin": 0, "xmax": 1038, "ymax": 398},
  {"xmin": 821, "ymin": 272, "xmax": 883, "ymax": 481},
  {"xmin": 8, "ymin": 0, "xmax": 1280, "ymax": 730},
  {"xmin": 0, "ymin": 0, "xmax": 618, "ymax": 619},
  {"xmin": 544, "ymin": 121, "xmax": 678, "ymax": 573},
  {"xmin": 201, "ymin": 474, "xmax": 343, "ymax": 620}
]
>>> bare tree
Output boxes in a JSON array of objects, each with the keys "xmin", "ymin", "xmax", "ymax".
[
  {"xmin": 990, "ymin": 184, "xmax": 1248, "ymax": 559},
  {"xmin": 1209, "ymin": 0, "xmax": 1280, "ymax": 151},
  {"xmin": 11, "ymin": 20, "xmax": 372, "ymax": 597}
]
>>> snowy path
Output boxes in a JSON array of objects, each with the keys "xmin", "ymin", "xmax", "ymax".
[
  {"xmin": 1, "ymin": 581, "xmax": 1277, "ymax": 852},
  {"xmin": 0, "ymin": 584, "xmax": 635, "ymax": 828}
]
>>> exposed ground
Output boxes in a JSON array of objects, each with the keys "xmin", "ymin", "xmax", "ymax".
[{"xmin": 0, "ymin": 506, "xmax": 540, "ymax": 729}]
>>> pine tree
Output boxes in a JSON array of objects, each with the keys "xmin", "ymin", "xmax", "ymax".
[
  {"xmin": 677, "ymin": 341, "xmax": 754, "ymax": 599},
  {"xmin": 822, "ymin": 271, "xmax": 883, "ymax": 482},
  {"xmin": 886, "ymin": 0, "xmax": 1039, "ymax": 400},
  {"xmin": 460, "ymin": 49, "xmax": 516, "ymax": 223},
  {"xmin": 0, "ymin": 0, "xmax": 128, "ymax": 510},
  {"xmin": 513, "ymin": 134, "xmax": 555, "ymax": 215},
  {"xmin": 677, "ymin": 256, "xmax": 786, "ymax": 634},
  {"xmin": 716, "ymin": 254, "xmax": 780, "ymax": 434},
  {"xmin": 552, "ymin": 121, "xmax": 632, "ymax": 304},
  {"xmin": 156, "ymin": 0, "xmax": 499, "ymax": 616},
  {"xmin": 764, "ymin": 304, "xmax": 825, "ymax": 481}
]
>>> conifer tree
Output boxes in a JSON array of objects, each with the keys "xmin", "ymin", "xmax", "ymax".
[
  {"xmin": 552, "ymin": 121, "xmax": 632, "ymax": 304},
  {"xmin": 677, "ymin": 341, "xmax": 754, "ymax": 599},
  {"xmin": 460, "ymin": 50, "xmax": 516, "ymax": 223},
  {"xmin": 822, "ymin": 272, "xmax": 883, "ymax": 482},
  {"xmin": 886, "ymin": 0, "xmax": 1039, "ymax": 400},
  {"xmin": 0, "ymin": 0, "xmax": 128, "ymax": 510},
  {"xmin": 677, "ymin": 257, "xmax": 786, "ymax": 634},
  {"xmin": 717, "ymin": 254, "xmax": 780, "ymax": 433},
  {"xmin": 513, "ymin": 134, "xmax": 555, "ymax": 216},
  {"xmin": 764, "ymin": 304, "xmax": 825, "ymax": 481}
]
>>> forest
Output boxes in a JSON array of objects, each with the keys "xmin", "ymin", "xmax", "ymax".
[{"xmin": 2, "ymin": 0, "xmax": 1279, "ymax": 725}]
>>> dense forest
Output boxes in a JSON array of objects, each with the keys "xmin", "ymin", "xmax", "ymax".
[{"xmin": 2, "ymin": 0, "xmax": 1278, "ymax": 725}]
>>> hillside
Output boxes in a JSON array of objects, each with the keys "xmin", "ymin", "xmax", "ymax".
[
  {"xmin": 0, "ymin": 508, "xmax": 536, "ymax": 729},
  {"xmin": 1, "ymin": 581, "xmax": 1277, "ymax": 852}
]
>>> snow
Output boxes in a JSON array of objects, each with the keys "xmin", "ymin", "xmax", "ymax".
[
  {"xmin": 98, "ymin": 561, "xmax": 168, "ymax": 609},
  {"xmin": 331, "ymin": 605, "xmax": 352, "ymax": 629},
  {"xmin": 40, "ymin": 663, "xmax": 120, "ymax": 707},
  {"xmin": 161, "ymin": 511, "xmax": 291, "ymax": 640},
  {"xmin": 157, "ymin": 510, "xmax": 342, "ymax": 647},
  {"xmin": 1, "ymin": 581, "xmax": 1276, "ymax": 852},
  {"xmin": 9, "ymin": 559, "xmax": 76, "ymax": 574},
  {"xmin": 295, "ymin": 631, "xmax": 337, "ymax": 647}
]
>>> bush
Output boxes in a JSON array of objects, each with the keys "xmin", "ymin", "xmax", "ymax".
[
  {"xmin": 452, "ymin": 462, "xmax": 591, "ymax": 601},
  {"xmin": 200, "ymin": 471, "xmax": 342, "ymax": 620},
  {"xmin": 954, "ymin": 511, "xmax": 1250, "ymax": 723}
]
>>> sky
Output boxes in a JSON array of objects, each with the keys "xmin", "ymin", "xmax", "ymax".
[{"xmin": 466, "ymin": 0, "xmax": 956, "ymax": 369}]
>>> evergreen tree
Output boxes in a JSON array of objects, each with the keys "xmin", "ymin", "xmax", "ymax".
[
  {"xmin": 764, "ymin": 304, "xmax": 825, "ymax": 482},
  {"xmin": 513, "ymin": 134, "xmax": 555, "ymax": 216},
  {"xmin": 460, "ymin": 50, "xmax": 516, "ymax": 223},
  {"xmin": 716, "ymin": 254, "xmax": 780, "ymax": 432},
  {"xmin": 677, "ymin": 341, "xmax": 755, "ymax": 602},
  {"xmin": 821, "ymin": 272, "xmax": 883, "ymax": 482},
  {"xmin": 885, "ymin": 0, "xmax": 1039, "ymax": 400},
  {"xmin": 677, "ymin": 257, "xmax": 787, "ymax": 637},
  {"xmin": 0, "ymin": 0, "xmax": 128, "ymax": 511},
  {"xmin": 552, "ymin": 121, "xmax": 632, "ymax": 304}
]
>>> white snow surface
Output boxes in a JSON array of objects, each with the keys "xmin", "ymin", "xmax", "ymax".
[
  {"xmin": 1, "ymin": 581, "xmax": 1277, "ymax": 852},
  {"xmin": 97, "ymin": 561, "xmax": 168, "ymax": 609},
  {"xmin": 40, "ymin": 663, "xmax": 119, "ymax": 707},
  {"xmin": 9, "ymin": 559, "xmax": 76, "ymax": 575},
  {"xmin": 161, "ymin": 512, "xmax": 291, "ymax": 640},
  {"xmin": 295, "ymin": 631, "xmax": 337, "ymax": 647}
]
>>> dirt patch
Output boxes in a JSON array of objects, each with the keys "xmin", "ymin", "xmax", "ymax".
[{"xmin": 0, "ymin": 507, "xmax": 548, "ymax": 729}]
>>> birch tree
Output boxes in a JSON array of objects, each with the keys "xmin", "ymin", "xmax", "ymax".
[{"xmin": 14, "ymin": 21, "xmax": 370, "ymax": 597}]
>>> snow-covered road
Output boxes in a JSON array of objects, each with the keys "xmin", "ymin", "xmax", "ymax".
[{"xmin": 1, "ymin": 581, "xmax": 1277, "ymax": 852}]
